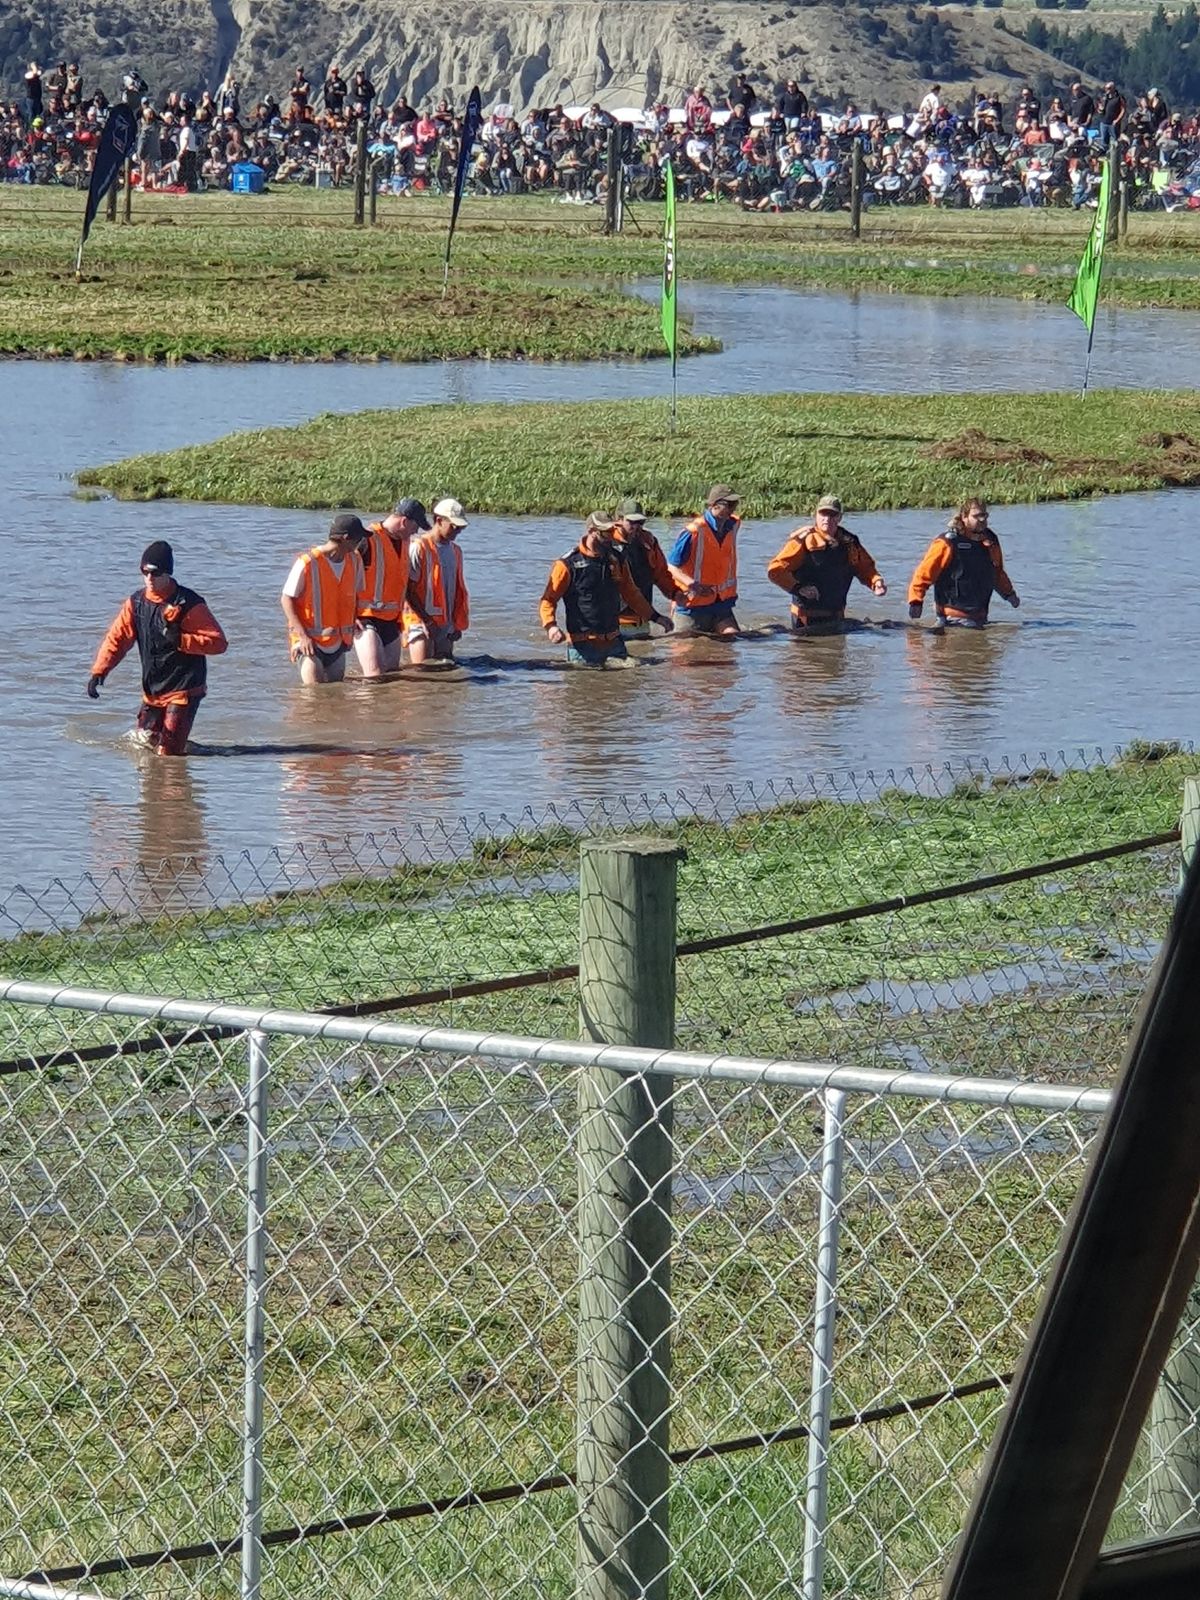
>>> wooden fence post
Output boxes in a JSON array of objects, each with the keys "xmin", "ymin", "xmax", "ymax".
[
  {"xmin": 850, "ymin": 142, "xmax": 863, "ymax": 238},
  {"xmin": 577, "ymin": 837, "xmax": 682, "ymax": 1600},
  {"xmin": 1106, "ymin": 140, "xmax": 1120, "ymax": 245},
  {"xmin": 122, "ymin": 157, "xmax": 132, "ymax": 223},
  {"xmin": 1147, "ymin": 776, "xmax": 1200, "ymax": 1531},
  {"xmin": 603, "ymin": 125, "xmax": 621, "ymax": 235},
  {"xmin": 354, "ymin": 120, "xmax": 367, "ymax": 225}
]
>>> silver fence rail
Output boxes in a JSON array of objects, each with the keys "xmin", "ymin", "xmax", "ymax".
[{"xmin": 0, "ymin": 979, "xmax": 1135, "ymax": 1600}]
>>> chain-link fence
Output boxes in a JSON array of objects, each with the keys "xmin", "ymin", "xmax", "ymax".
[
  {"xmin": 2, "ymin": 746, "xmax": 1187, "ymax": 1077},
  {"xmin": 0, "ymin": 983, "xmax": 1117, "ymax": 1600},
  {"xmin": 0, "ymin": 745, "xmax": 1194, "ymax": 1599}
]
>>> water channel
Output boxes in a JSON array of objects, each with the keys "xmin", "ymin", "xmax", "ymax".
[{"xmin": 4, "ymin": 282, "xmax": 1199, "ymax": 897}]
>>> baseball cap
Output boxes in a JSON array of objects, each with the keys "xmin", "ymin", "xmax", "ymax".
[
  {"xmin": 816, "ymin": 494, "xmax": 843, "ymax": 514},
  {"xmin": 586, "ymin": 512, "xmax": 615, "ymax": 533},
  {"xmin": 140, "ymin": 539, "xmax": 174, "ymax": 575},
  {"xmin": 433, "ymin": 497, "xmax": 468, "ymax": 527},
  {"xmin": 329, "ymin": 513, "xmax": 367, "ymax": 541},
  {"xmin": 393, "ymin": 496, "xmax": 431, "ymax": 529},
  {"xmin": 615, "ymin": 497, "xmax": 647, "ymax": 522},
  {"xmin": 706, "ymin": 483, "xmax": 739, "ymax": 506}
]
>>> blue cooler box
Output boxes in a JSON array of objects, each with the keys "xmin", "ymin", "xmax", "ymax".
[{"xmin": 231, "ymin": 162, "xmax": 265, "ymax": 194}]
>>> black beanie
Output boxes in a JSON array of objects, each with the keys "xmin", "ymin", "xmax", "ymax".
[{"xmin": 140, "ymin": 540, "xmax": 174, "ymax": 575}]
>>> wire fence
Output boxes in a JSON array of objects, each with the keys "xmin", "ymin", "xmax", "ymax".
[
  {"xmin": 1, "ymin": 747, "xmax": 1185, "ymax": 1075},
  {"xmin": 0, "ymin": 745, "xmax": 1194, "ymax": 1599},
  {"xmin": 0, "ymin": 984, "xmax": 1119, "ymax": 1600}
]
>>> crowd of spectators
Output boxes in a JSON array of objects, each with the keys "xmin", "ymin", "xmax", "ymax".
[{"xmin": 5, "ymin": 55, "xmax": 1200, "ymax": 210}]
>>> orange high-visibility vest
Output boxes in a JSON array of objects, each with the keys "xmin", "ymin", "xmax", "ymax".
[
  {"xmin": 358, "ymin": 524, "xmax": 409, "ymax": 621},
  {"xmin": 291, "ymin": 548, "xmax": 359, "ymax": 649},
  {"xmin": 681, "ymin": 514, "xmax": 739, "ymax": 603},
  {"xmin": 406, "ymin": 535, "xmax": 469, "ymax": 632}
]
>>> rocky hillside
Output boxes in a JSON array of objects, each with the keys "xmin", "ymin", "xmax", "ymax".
[{"xmin": 0, "ymin": 0, "xmax": 1135, "ymax": 115}]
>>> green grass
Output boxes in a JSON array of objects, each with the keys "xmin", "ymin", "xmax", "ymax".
[
  {"xmin": 4, "ymin": 190, "xmax": 1200, "ymax": 364},
  {"xmin": 80, "ymin": 387, "xmax": 1200, "ymax": 512},
  {"xmin": 1, "ymin": 750, "xmax": 1186, "ymax": 1595}
]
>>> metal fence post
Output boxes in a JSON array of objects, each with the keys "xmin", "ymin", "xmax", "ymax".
[
  {"xmin": 1147, "ymin": 777, "xmax": 1200, "ymax": 1531},
  {"xmin": 802, "ymin": 1088, "xmax": 847, "ymax": 1600},
  {"xmin": 242, "ymin": 1029, "xmax": 270, "ymax": 1600},
  {"xmin": 577, "ymin": 837, "xmax": 683, "ymax": 1600}
]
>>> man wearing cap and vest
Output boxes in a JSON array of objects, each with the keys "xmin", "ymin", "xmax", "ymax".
[
  {"xmin": 86, "ymin": 540, "xmax": 228, "ymax": 756},
  {"xmin": 667, "ymin": 484, "xmax": 742, "ymax": 637},
  {"xmin": 355, "ymin": 497, "xmax": 431, "ymax": 677},
  {"xmin": 281, "ymin": 514, "xmax": 368, "ymax": 683},
  {"xmin": 540, "ymin": 514, "xmax": 659, "ymax": 666},
  {"xmin": 908, "ymin": 498, "xmax": 1020, "ymax": 628},
  {"xmin": 611, "ymin": 498, "xmax": 684, "ymax": 640},
  {"xmin": 406, "ymin": 498, "xmax": 470, "ymax": 664},
  {"xmin": 767, "ymin": 494, "xmax": 887, "ymax": 631}
]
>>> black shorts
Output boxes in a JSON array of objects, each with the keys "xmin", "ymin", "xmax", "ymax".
[{"xmin": 359, "ymin": 617, "xmax": 401, "ymax": 646}]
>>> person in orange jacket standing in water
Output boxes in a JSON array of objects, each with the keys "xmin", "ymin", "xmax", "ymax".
[
  {"xmin": 281, "ymin": 514, "xmax": 368, "ymax": 683},
  {"xmin": 908, "ymin": 498, "xmax": 1020, "ymax": 628},
  {"xmin": 766, "ymin": 493, "xmax": 887, "ymax": 631},
  {"xmin": 405, "ymin": 498, "xmax": 470, "ymax": 663},
  {"xmin": 86, "ymin": 540, "xmax": 228, "ymax": 756}
]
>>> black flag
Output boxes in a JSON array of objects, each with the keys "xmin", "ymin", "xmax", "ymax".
[
  {"xmin": 77, "ymin": 103, "xmax": 137, "ymax": 269},
  {"xmin": 442, "ymin": 87, "xmax": 483, "ymax": 294}
]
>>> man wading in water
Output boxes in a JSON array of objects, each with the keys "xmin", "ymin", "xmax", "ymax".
[{"xmin": 87, "ymin": 541, "xmax": 228, "ymax": 755}]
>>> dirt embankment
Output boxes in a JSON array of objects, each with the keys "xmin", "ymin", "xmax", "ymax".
[{"xmin": 2, "ymin": 0, "xmax": 1122, "ymax": 115}]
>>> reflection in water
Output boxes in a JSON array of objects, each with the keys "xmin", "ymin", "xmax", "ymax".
[
  {"xmin": 904, "ymin": 625, "xmax": 1012, "ymax": 736},
  {"xmin": 88, "ymin": 754, "xmax": 213, "ymax": 917}
]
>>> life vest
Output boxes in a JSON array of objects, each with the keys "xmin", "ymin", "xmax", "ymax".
[
  {"xmin": 680, "ymin": 514, "xmax": 739, "ymax": 605},
  {"xmin": 789, "ymin": 530, "xmax": 863, "ymax": 614},
  {"xmin": 561, "ymin": 548, "xmax": 622, "ymax": 639},
  {"xmin": 291, "ymin": 548, "xmax": 358, "ymax": 649},
  {"xmin": 132, "ymin": 585, "xmax": 207, "ymax": 699},
  {"xmin": 616, "ymin": 534, "xmax": 654, "ymax": 606},
  {"xmin": 935, "ymin": 533, "xmax": 998, "ymax": 616},
  {"xmin": 358, "ymin": 523, "xmax": 408, "ymax": 620},
  {"xmin": 409, "ymin": 536, "xmax": 468, "ymax": 632}
]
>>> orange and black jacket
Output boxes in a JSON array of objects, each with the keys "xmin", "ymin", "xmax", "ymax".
[
  {"xmin": 767, "ymin": 526, "xmax": 881, "ymax": 616},
  {"xmin": 540, "ymin": 545, "xmax": 655, "ymax": 642},
  {"xmin": 908, "ymin": 531, "xmax": 1014, "ymax": 618},
  {"xmin": 91, "ymin": 586, "xmax": 228, "ymax": 706},
  {"xmin": 612, "ymin": 528, "xmax": 686, "ymax": 625}
]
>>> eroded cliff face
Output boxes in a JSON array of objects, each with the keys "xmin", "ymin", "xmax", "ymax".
[{"xmin": 3, "ymin": 0, "xmax": 1070, "ymax": 114}]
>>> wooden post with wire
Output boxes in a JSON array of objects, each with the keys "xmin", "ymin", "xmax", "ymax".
[
  {"xmin": 354, "ymin": 120, "xmax": 367, "ymax": 225},
  {"xmin": 1105, "ymin": 139, "xmax": 1120, "ymax": 245},
  {"xmin": 850, "ymin": 142, "xmax": 863, "ymax": 238},
  {"xmin": 576, "ymin": 837, "xmax": 682, "ymax": 1600}
]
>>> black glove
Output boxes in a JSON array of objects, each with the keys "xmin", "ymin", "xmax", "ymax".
[
  {"xmin": 908, "ymin": 601, "xmax": 923, "ymax": 620},
  {"xmin": 86, "ymin": 673, "xmax": 105, "ymax": 699}
]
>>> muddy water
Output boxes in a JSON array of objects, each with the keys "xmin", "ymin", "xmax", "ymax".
[{"xmin": 5, "ymin": 281, "xmax": 1200, "ymax": 895}]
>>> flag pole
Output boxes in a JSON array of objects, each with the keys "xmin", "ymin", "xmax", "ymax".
[
  {"xmin": 1080, "ymin": 317, "xmax": 1097, "ymax": 401},
  {"xmin": 661, "ymin": 160, "xmax": 679, "ymax": 434}
]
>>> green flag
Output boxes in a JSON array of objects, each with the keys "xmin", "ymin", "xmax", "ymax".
[
  {"xmin": 661, "ymin": 160, "xmax": 677, "ymax": 358},
  {"xmin": 1067, "ymin": 161, "xmax": 1112, "ymax": 334}
]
